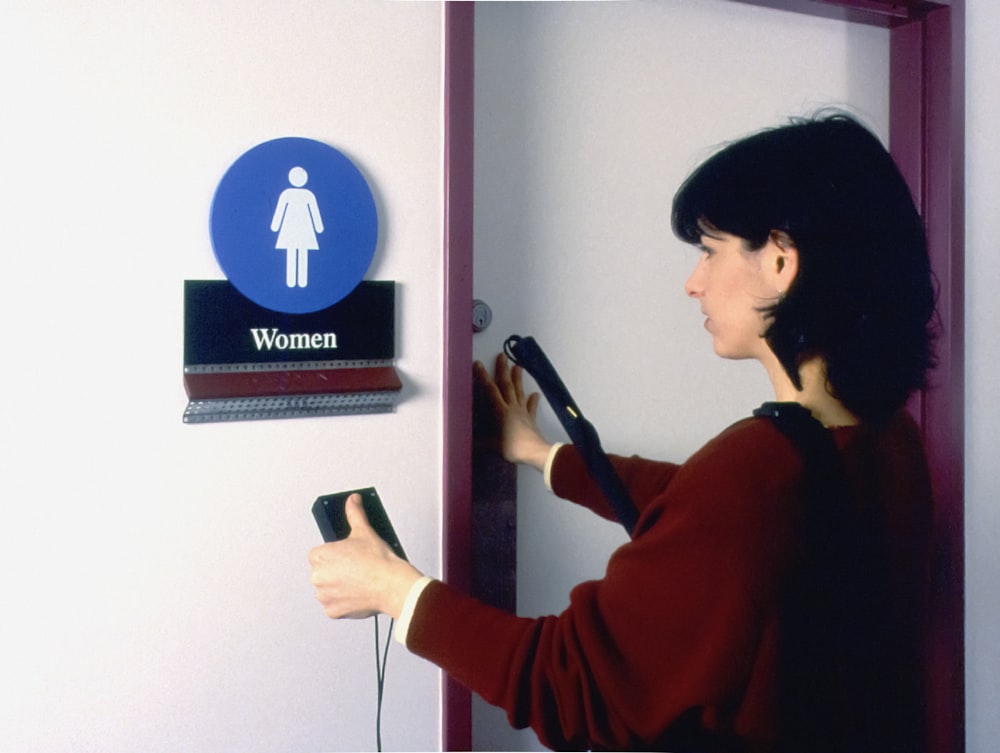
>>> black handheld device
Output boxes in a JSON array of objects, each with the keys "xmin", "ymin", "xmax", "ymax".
[
  {"xmin": 312, "ymin": 486, "xmax": 407, "ymax": 561},
  {"xmin": 504, "ymin": 334, "xmax": 639, "ymax": 535}
]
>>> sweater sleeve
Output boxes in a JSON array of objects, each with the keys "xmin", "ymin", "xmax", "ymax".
[
  {"xmin": 548, "ymin": 443, "xmax": 683, "ymax": 522},
  {"xmin": 406, "ymin": 419, "xmax": 804, "ymax": 750}
]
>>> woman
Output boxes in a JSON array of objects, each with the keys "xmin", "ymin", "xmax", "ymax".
[{"xmin": 309, "ymin": 113, "xmax": 936, "ymax": 752}]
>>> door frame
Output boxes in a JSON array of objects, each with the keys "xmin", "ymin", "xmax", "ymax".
[{"xmin": 441, "ymin": 2, "xmax": 964, "ymax": 750}]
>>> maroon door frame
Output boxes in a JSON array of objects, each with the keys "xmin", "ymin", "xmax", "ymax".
[
  {"xmin": 886, "ymin": 6, "xmax": 965, "ymax": 753},
  {"xmin": 442, "ymin": 4, "xmax": 476, "ymax": 749},
  {"xmin": 442, "ymin": 2, "xmax": 965, "ymax": 750}
]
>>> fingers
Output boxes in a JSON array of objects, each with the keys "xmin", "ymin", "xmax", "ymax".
[
  {"xmin": 474, "ymin": 352, "xmax": 540, "ymax": 420},
  {"xmin": 491, "ymin": 352, "xmax": 530, "ymax": 406},
  {"xmin": 526, "ymin": 391, "xmax": 540, "ymax": 418},
  {"xmin": 473, "ymin": 360, "xmax": 500, "ymax": 398},
  {"xmin": 308, "ymin": 527, "xmax": 422, "ymax": 621},
  {"xmin": 511, "ymin": 363, "xmax": 529, "ymax": 405},
  {"xmin": 474, "ymin": 360, "xmax": 508, "ymax": 429},
  {"xmin": 308, "ymin": 532, "xmax": 382, "ymax": 620},
  {"xmin": 492, "ymin": 352, "xmax": 512, "ymax": 400}
]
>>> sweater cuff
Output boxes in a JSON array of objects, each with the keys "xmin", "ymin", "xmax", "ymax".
[
  {"xmin": 543, "ymin": 442, "xmax": 566, "ymax": 491},
  {"xmin": 394, "ymin": 575, "xmax": 435, "ymax": 645}
]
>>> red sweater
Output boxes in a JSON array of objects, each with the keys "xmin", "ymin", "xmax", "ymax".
[{"xmin": 407, "ymin": 411, "xmax": 932, "ymax": 751}]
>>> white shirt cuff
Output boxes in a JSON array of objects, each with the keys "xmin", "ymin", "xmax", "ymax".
[
  {"xmin": 394, "ymin": 575, "xmax": 435, "ymax": 645},
  {"xmin": 543, "ymin": 442, "xmax": 566, "ymax": 491}
]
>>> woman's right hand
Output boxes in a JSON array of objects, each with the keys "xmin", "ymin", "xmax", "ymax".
[{"xmin": 474, "ymin": 354, "xmax": 553, "ymax": 471}]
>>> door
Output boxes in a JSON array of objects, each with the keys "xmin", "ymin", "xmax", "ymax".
[
  {"xmin": 470, "ymin": 3, "xmax": 890, "ymax": 749},
  {"xmin": 444, "ymin": 1, "xmax": 963, "ymax": 751}
]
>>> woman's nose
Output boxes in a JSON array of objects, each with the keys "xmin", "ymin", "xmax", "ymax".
[{"xmin": 685, "ymin": 262, "xmax": 704, "ymax": 298}]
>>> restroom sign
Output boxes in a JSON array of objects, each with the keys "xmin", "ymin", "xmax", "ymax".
[{"xmin": 210, "ymin": 137, "xmax": 379, "ymax": 314}]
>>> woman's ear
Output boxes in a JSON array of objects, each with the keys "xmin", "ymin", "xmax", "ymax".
[{"xmin": 768, "ymin": 230, "xmax": 799, "ymax": 293}]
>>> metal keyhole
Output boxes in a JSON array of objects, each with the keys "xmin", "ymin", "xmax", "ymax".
[{"xmin": 472, "ymin": 299, "xmax": 493, "ymax": 333}]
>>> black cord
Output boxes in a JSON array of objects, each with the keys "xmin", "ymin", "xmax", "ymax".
[{"xmin": 373, "ymin": 615, "xmax": 394, "ymax": 752}]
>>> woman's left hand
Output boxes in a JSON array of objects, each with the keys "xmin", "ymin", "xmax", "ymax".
[{"xmin": 308, "ymin": 493, "xmax": 423, "ymax": 620}]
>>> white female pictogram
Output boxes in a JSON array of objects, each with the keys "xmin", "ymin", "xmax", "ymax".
[{"xmin": 270, "ymin": 166, "xmax": 324, "ymax": 288}]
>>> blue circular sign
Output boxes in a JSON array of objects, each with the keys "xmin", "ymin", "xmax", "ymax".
[{"xmin": 210, "ymin": 137, "xmax": 378, "ymax": 314}]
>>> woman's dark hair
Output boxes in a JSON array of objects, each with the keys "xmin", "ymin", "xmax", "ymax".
[{"xmin": 671, "ymin": 112, "xmax": 936, "ymax": 423}]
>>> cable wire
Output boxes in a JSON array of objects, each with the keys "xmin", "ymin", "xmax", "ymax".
[{"xmin": 373, "ymin": 615, "xmax": 394, "ymax": 751}]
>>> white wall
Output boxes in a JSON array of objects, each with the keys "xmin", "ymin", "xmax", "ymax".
[
  {"xmin": 0, "ymin": 1, "xmax": 994, "ymax": 751},
  {"xmin": 0, "ymin": 2, "xmax": 443, "ymax": 751},
  {"xmin": 472, "ymin": 1, "xmax": 888, "ymax": 748},
  {"xmin": 964, "ymin": 2, "xmax": 1000, "ymax": 751}
]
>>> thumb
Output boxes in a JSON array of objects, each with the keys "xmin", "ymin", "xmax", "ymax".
[{"xmin": 344, "ymin": 493, "xmax": 374, "ymax": 537}]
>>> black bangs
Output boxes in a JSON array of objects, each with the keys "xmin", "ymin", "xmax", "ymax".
[
  {"xmin": 671, "ymin": 112, "xmax": 880, "ymax": 250},
  {"xmin": 671, "ymin": 124, "xmax": 795, "ymax": 249}
]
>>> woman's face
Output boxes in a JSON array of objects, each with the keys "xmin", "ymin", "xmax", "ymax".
[{"xmin": 684, "ymin": 230, "xmax": 779, "ymax": 361}]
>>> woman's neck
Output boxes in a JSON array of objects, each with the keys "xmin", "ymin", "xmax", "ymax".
[{"xmin": 763, "ymin": 354, "xmax": 860, "ymax": 428}]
